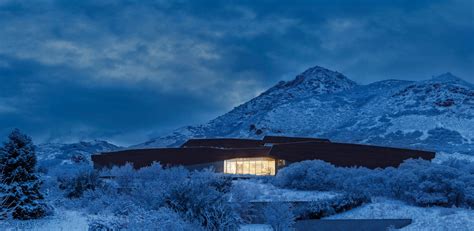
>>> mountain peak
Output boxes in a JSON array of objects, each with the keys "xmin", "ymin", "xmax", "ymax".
[
  {"xmin": 299, "ymin": 65, "xmax": 348, "ymax": 80},
  {"xmin": 282, "ymin": 65, "xmax": 357, "ymax": 91},
  {"xmin": 431, "ymin": 72, "xmax": 466, "ymax": 84}
]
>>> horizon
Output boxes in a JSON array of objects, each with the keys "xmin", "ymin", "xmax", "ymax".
[{"xmin": 1, "ymin": 0, "xmax": 473, "ymax": 146}]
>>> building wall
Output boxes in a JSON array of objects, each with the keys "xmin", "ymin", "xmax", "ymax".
[{"xmin": 186, "ymin": 161, "xmax": 224, "ymax": 172}]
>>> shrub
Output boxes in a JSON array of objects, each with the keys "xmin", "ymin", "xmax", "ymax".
[
  {"xmin": 263, "ymin": 202, "xmax": 295, "ymax": 231},
  {"xmin": 293, "ymin": 193, "xmax": 369, "ymax": 220},
  {"xmin": 273, "ymin": 158, "xmax": 474, "ymax": 208},
  {"xmin": 65, "ymin": 164, "xmax": 242, "ymax": 230},
  {"xmin": 165, "ymin": 170, "xmax": 242, "ymax": 230},
  {"xmin": 57, "ymin": 169, "xmax": 101, "ymax": 198},
  {"xmin": 274, "ymin": 160, "xmax": 346, "ymax": 191}
]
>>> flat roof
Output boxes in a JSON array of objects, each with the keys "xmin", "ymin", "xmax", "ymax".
[
  {"xmin": 263, "ymin": 135, "xmax": 331, "ymax": 144},
  {"xmin": 180, "ymin": 138, "xmax": 264, "ymax": 148}
]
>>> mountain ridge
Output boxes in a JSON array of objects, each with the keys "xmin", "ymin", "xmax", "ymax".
[{"xmin": 136, "ymin": 66, "xmax": 474, "ymax": 155}]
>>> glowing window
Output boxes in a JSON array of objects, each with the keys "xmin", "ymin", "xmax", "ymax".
[{"xmin": 224, "ymin": 157, "xmax": 276, "ymax": 175}]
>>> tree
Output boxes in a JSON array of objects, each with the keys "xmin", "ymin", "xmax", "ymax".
[{"xmin": 0, "ymin": 129, "xmax": 46, "ymax": 219}]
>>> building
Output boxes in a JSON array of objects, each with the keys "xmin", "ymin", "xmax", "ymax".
[{"xmin": 91, "ymin": 136, "xmax": 435, "ymax": 176}]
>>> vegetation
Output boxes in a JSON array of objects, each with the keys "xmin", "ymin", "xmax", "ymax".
[
  {"xmin": 0, "ymin": 129, "xmax": 47, "ymax": 220},
  {"xmin": 55, "ymin": 163, "xmax": 241, "ymax": 230},
  {"xmin": 274, "ymin": 159, "xmax": 474, "ymax": 208},
  {"xmin": 2, "ymin": 130, "xmax": 473, "ymax": 229}
]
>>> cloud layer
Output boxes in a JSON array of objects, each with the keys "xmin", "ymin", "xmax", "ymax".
[{"xmin": 1, "ymin": 0, "xmax": 473, "ymax": 145}]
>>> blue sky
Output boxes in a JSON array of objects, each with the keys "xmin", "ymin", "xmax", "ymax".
[{"xmin": 0, "ymin": 0, "xmax": 473, "ymax": 145}]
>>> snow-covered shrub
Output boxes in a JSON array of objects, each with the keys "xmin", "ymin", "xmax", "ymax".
[
  {"xmin": 262, "ymin": 202, "xmax": 295, "ymax": 231},
  {"xmin": 88, "ymin": 215, "xmax": 126, "ymax": 231},
  {"xmin": 0, "ymin": 129, "xmax": 47, "ymax": 220},
  {"xmin": 166, "ymin": 170, "xmax": 242, "ymax": 230},
  {"xmin": 88, "ymin": 207, "xmax": 198, "ymax": 231},
  {"xmin": 125, "ymin": 207, "xmax": 199, "ymax": 231},
  {"xmin": 273, "ymin": 158, "xmax": 474, "ymax": 208},
  {"xmin": 57, "ymin": 168, "xmax": 101, "ymax": 198},
  {"xmin": 293, "ymin": 200, "xmax": 334, "ymax": 219},
  {"xmin": 391, "ymin": 159, "xmax": 468, "ymax": 207},
  {"xmin": 274, "ymin": 160, "xmax": 345, "ymax": 191},
  {"xmin": 134, "ymin": 164, "xmax": 188, "ymax": 208},
  {"xmin": 292, "ymin": 193, "xmax": 369, "ymax": 220},
  {"xmin": 107, "ymin": 162, "xmax": 136, "ymax": 190},
  {"xmin": 441, "ymin": 158, "xmax": 474, "ymax": 174},
  {"xmin": 79, "ymin": 186, "xmax": 136, "ymax": 216},
  {"xmin": 66, "ymin": 164, "xmax": 242, "ymax": 230}
]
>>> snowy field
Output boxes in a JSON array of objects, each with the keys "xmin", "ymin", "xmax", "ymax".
[
  {"xmin": 0, "ymin": 210, "xmax": 88, "ymax": 231},
  {"xmin": 326, "ymin": 198, "xmax": 474, "ymax": 231}
]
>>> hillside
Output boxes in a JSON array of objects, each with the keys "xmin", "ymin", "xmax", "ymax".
[
  {"xmin": 36, "ymin": 140, "xmax": 121, "ymax": 167},
  {"xmin": 138, "ymin": 66, "xmax": 474, "ymax": 154}
]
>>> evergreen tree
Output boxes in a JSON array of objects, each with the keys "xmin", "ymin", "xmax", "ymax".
[{"xmin": 0, "ymin": 129, "xmax": 46, "ymax": 219}]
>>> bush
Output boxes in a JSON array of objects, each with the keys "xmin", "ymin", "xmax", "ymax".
[
  {"xmin": 274, "ymin": 160, "xmax": 344, "ymax": 191},
  {"xmin": 293, "ymin": 193, "xmax": 369, "ymax": 220},
  {"xmin": 88, "ymin": 207, "xmax": 198, "ymax": 231},
  {"xmin": 165, "ymin": 170, "xmax": 242, "ymax": 230},
  {"xmin": 63, "ymin": 164, "xmax": 242, "ymax": 230},
  {"xmin": 57, "ymin": 169, "xmax": 101, "ymax": 198},
  {"xmin": 273, "ymin": 159, "xmax": 474, "ymax": 208},
  {"xmin": 262, "ymin": 202, "xmax": 295, "ymax": 231}
]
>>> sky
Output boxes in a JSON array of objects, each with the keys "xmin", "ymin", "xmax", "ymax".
[{"xmin": 0, "ymin": 0, "xmax": 473, "ymax": 146}]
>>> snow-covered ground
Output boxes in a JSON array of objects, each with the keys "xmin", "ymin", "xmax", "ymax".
[
  {"xmin": 326, "ymin": 198, "xmax": 474, "ymax": 231},
  {"xmin": 239, "ymin": 224, "xmax": 273, "ymax": 231},
  {"xmin": 433, "ymin": 151, "xmax": 474, "ymax": 164},
  {"xmin": 0, "ymin": 210, "xmax": 88, "ymax": 231},
  {"xmin": 231, "ymin": 180, "xmax": 339, "ymax": 202}
]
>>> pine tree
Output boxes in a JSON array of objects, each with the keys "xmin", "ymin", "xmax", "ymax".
[{"xmin": 0, "ymin": 129, "xmax": 46, "ymax": 219}]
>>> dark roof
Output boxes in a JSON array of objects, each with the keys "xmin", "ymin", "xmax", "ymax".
[
  {"xmin": 263, "ymin": 135, "xmax": 330, "ymax": 144},
  {"xmin": 180, "ymin": 138, "xmax": 264, "ymax": 148},
  {"xmin": 92, "ymin": 147, "xmax": 271, "ymax": 169},
  {"xmin": 269, "ymin": 141, "xmax": 435, "ymax": 169}
]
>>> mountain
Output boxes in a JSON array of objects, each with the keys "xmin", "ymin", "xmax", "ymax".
[
  {"xmin": 36, "ymin": 140, "xmax": 121, "ymax": 168},
  {"xmin": 137, "ymin": 66, "xmax": 474, "ymax": 155}
]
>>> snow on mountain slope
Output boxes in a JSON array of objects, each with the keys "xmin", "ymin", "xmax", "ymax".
[
  {"xmin": 137, "ymin": 66, "xmax": 474, "ymax": 154},
  {"xmin": 36, "ymin": 140, "xmax": 121, "ymax": 167}
]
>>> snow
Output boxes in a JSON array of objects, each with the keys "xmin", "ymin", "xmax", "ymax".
[
  {"xmin": 433, "ymin": 152, "xmax": 474, "ymax": 164},
  {"xmin": 239, "ymin": 224, "xmax": 273, "ymax": 231},
  {"xmin": 326, "ymin": 198, "xmax": 474, "ymax": 231},
  {"xmin": 136, "ymin": 66, "xmax": 474, "ymax": 155},
  {"xmin": 385, "ymin": 114, "xmax": 474, "ymax": 143},
  {"xmin": 35, "ymin": 140, "xmax": 121, "ymax": 169},
  {"xmin": 231, "ymin": 180, "xmax": 339, "ymax": 202},
  {"xmin": 0, "ymin": 210, "xmax": 88, "ymax": 231}
]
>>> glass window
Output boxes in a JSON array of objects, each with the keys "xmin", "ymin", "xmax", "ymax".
[
  {"xmin": 224, "ymin": 157, "xmax": 276, "ymax": 176},
  {"xmin": 250, "ymin": 161, "xmax": 256, "ymax": 175}
]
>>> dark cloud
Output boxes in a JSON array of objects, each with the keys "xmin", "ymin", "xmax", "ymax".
[{"xmin": 0, "ymin": 0, "xmax": 472, "ymax": 145}]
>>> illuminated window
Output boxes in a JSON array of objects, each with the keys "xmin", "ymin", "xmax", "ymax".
[{"xmin": 224, "ymin": 157, "xmax": 276, "ymax": 175}]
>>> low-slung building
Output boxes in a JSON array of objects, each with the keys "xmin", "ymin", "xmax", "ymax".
[{"xmin": 91, "ymin": 136, "xmax": 435, "ymax": 176}]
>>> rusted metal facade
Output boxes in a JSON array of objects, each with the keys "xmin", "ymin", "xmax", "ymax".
[
  {"xmin": 91, "ymin": 136, "xmax": 436, "ymax": 170},
  {"xmin": 269, "ymin": 141, "xmax": 435, "ymax": 169},
  {"xmin": 181, "ymin": 138, "xmax": 264, "ymax": 148},
  {"xmin": 263, "ymin": 136, "xmax": 331, "ymax": 144}
]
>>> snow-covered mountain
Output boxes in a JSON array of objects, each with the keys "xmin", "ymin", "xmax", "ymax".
[
  {"xmin": 36, "ymin": 140, "xmax": 121, "ymax": 167},
  {"xmin": 137, "ymin": 66, "xmax": 474, "ymax": 155}
]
